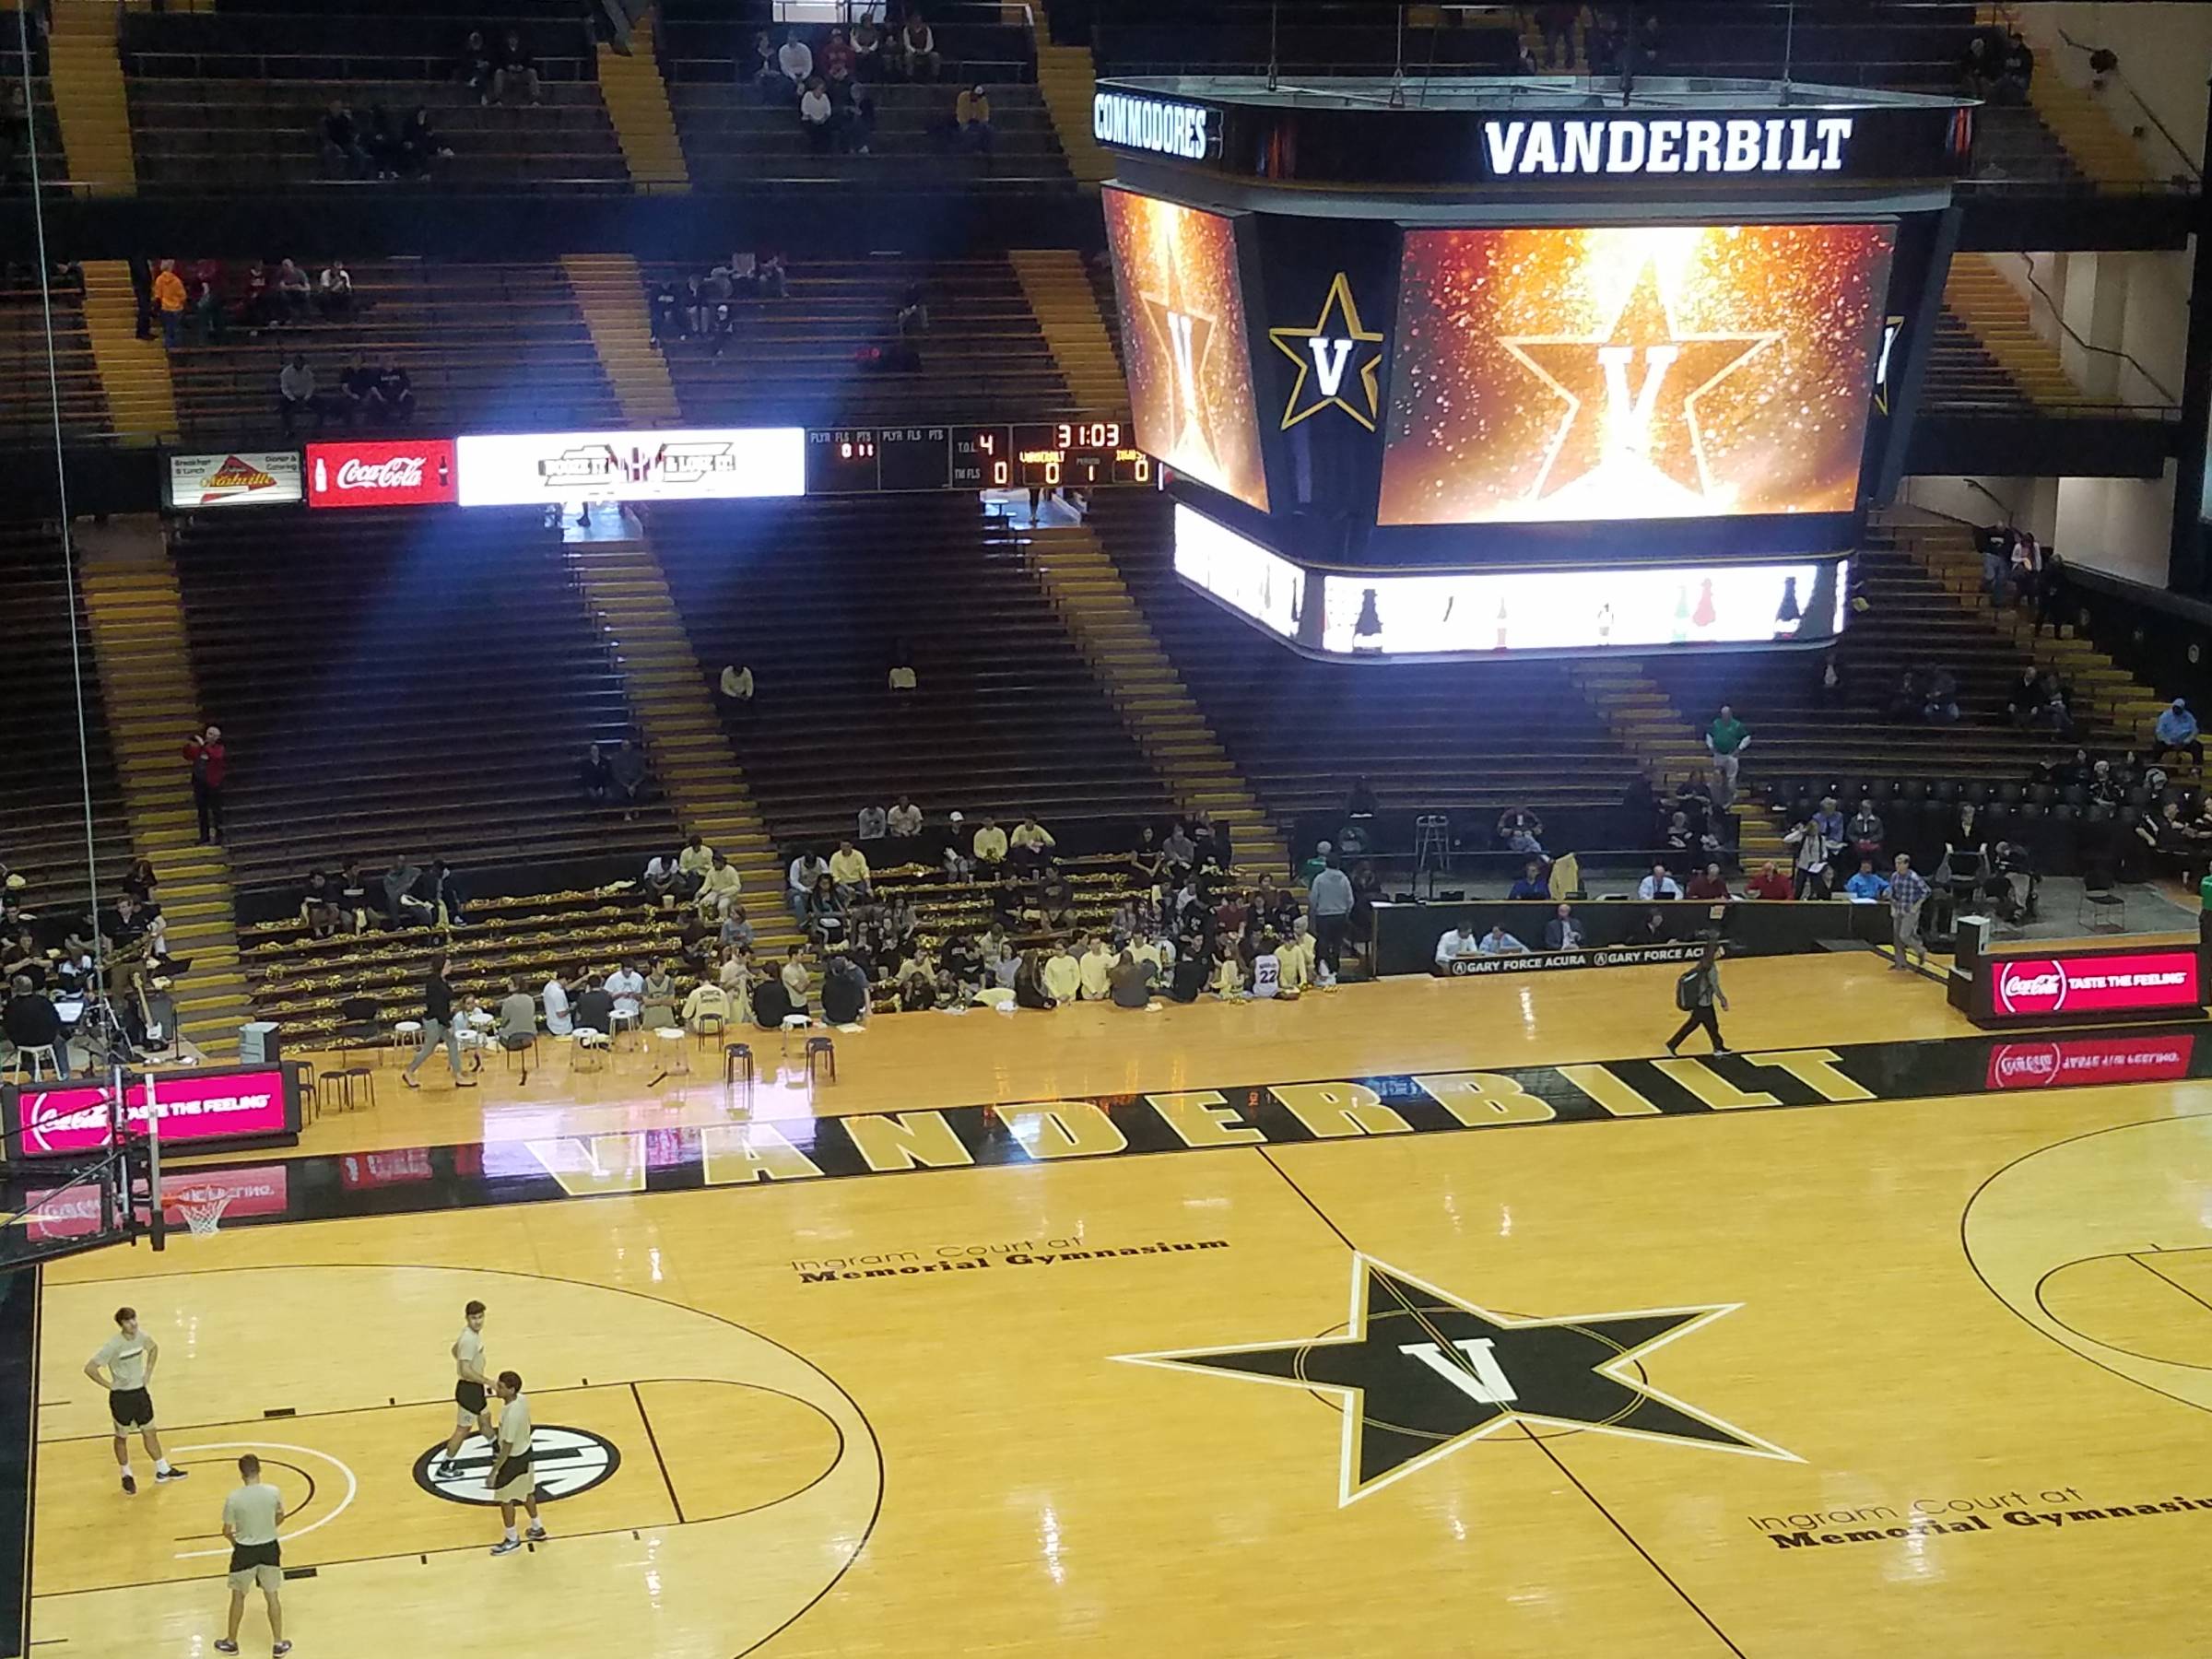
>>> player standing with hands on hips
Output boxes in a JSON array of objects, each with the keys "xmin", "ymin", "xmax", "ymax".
[
  {"xmin": 488, "ymin": 1370, "xmax": 547, "ymax": 1556},
  {"xmin": 436, "ymin": 1299, "xmax": 494, "ymax": 1478},
  {"xmin": 214, "ymin": 1453, "xmax": 290, "ymax": 1655},
  {"xmin": 84, "ymin": 1306, "xmax": 189, "ymax": 1494}
]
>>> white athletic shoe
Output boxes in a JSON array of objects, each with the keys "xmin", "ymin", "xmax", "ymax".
[{"xmin": 490, "ymin": 1538, "xmax": 524, "ymax": 1558}]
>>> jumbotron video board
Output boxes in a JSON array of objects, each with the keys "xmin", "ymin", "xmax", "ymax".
[{"xmin": 1093, "ymin": 76, "xmax": 1971, "ymax": 660}]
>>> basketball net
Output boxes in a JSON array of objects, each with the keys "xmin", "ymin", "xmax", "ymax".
[{"xmin": 176, "ymin": 1195, "xmax": 230, "ymax": 1238}]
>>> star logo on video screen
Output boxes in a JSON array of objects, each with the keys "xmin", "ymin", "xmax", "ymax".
[
  {"xmin": 1501, "ymin": 261, "xmax": 1776, "ymax": 511},
  {"xmin": 1117, "ymin": 1255, "xmax": 1794, "ymax": 1505},
  {"xmin": 1269, "ymin": 273, "xmax": 1386, "ymax": 431}
]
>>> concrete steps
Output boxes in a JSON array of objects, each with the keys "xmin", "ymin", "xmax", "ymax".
[
  {"xmin": 560, "ymin": 253, "xmax": 682, "ymax": 426},
  {"xmin": 1570, "ymin": 662, "xmax": 1789, "ymax": 862},
  {"xmin": 595, "ymin": 13, "xmax": 690, "ymax": 190},
  {"xmin": 77, "ymin": 262, "xmax": 177, "ymax": 441},
  {"xmin": 44, "ymin": 0, "xmax": 136, "ymax": 194},
  {"xmin": 1009, "ymin": 248, "xmax": 1127, "ymax": 413}
]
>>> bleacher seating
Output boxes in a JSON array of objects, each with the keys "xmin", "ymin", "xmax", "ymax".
[
  {"xmin": 1088, "ymin": 490, "xmax": 1647, "ymax": 822},
  {"xmin": 1090, "ymin": 3, "xmax": 1522, "ymax": 76},
  {"xmin": 1, "ymin": 41, "xmax": 65, "ymax": 190},
  {"xmin": 650, "ymin": 495, "xmax": 1175, "ymax": 844},
  {"xmin": 0, "ymin": 270, "xmax": 109, "ymax": 441},
  {"xmin": 0, "ymin": 525, "xmax": 135, "ymax": 909},
  {"xmin": 1969, "ymin": 103, "xmax": 2094, "ymax": 191},
  {"xmin": 169, "ymin": 507, "xmax": 681, "ymax": 898},
  {"xmin": 649, "ymin": 255, "xmax": 1075, "ymax": 426},
  {"xmin": 666, "ymin": 80, "xmax": 1067, "ymax": 188},
  {"xmin": 1923, "ymin": 307, "xmax": 2037, "ymax": 414},
  {"xmin": 164, "ymin": 259, "xmax": 620, "ymax": 440}
]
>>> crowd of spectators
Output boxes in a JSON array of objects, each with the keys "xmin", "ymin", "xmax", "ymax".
[
  {"xmin": 1959, "ymin": 24, "xmax": 2036, "ymax": 104},
  {"xmin": 317, "ymin": 100, "xmax": 455, "ymax": 182},
  {"xmin": 297, "ymin": 855, "xmax": 469, "ymax": 937},
  {"xmin": 648, "ymin": 253, "xmax": 791, "ymax": 355}
]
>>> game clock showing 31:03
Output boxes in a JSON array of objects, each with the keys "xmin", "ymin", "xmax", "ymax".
[{"xmin": 803, "ymin": 423, "xmax": 1154, "ymax": 494}]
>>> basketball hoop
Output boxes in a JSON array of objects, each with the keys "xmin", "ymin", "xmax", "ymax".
[{"xmin": 175, "ymin": 1195, "xmax": 231, "ymax": 1238}]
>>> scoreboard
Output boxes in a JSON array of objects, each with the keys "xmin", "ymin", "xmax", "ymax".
[{"xmin": 805, "ymin": 422, "xmax": 1155, "ymax": 494}]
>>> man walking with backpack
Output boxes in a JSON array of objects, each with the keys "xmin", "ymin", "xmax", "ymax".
[{"xmin": 1665, "ymin": 939, "xmax": 1729, "ymax": 1055}]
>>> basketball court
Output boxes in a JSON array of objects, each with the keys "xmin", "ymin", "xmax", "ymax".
[{"xmin": 21, "ymin": 949, "xmax": 2212, "ymax": 1655}]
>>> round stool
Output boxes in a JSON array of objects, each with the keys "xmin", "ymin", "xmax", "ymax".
[
  {"xmin": 805, "ymin": 1034, "xmax": 836, "ymax": 1084},
  {"xmin": 390, "ymin": 1020, "xmax": 423, "ymax": 1065},
  {"xmin": 336, "ymin": 1066, "xmax": 377, "ymax": 1112},
  {"xmin": 778, "ymin": 1012, "xmax": 811, "ymax": 1059},
  {"xmin": 608, "ymin": 1010, "xmax": 641, "ymax": 1050},
  {"xmin": 571, "ymin": 1028, "xmax": 609, "ymax": 1073},
  {"xmin": 652, "ymin": 1027, "xmax": 690, "ymax": 1077},
  {"xmin": 724, "ymin": 1042, "xmax": 755, "ymax": 1086}
]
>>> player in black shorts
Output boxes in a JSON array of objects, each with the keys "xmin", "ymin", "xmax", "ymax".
[
  {"xmin": 84, "ymin": 1306, "xmax": 188, "ymax": 1495},
  {"xmin": 436, "ymin": 1299, "xmax": 494, "ymax": 1479}
]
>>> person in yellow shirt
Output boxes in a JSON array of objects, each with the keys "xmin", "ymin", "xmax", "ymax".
[
  {"xmin": 1008, "ymin": 815, "xmax": 1055, "ymax": 873},
  {"xmin": 677, "ymin": 834, "xmax": 716, "ymax": 888},
  {"xmin": 152, "ymin": 260, "xmax": 188, "ymax": 349},
  {"xmin": 1077, "ymin": 935, "xmax": 1115, "ymax": 1000},
  {"xmin": 1041, "ymin": 941, "xmax": 1080, "ymax": 1004},
  {"xmin": 827, "ymin": 839, "xmax": 871, "ymax": 899},
  {"xmin": 1209, "ymin": 940, "xmax": 1245, "ymax": 998},
  {"xmin": 1277, "ymin": 926, "xmax": 1310, "ymax": 996},
  {"xmin": 971, "ymin": 818, "xmax": 1009, "ymax": 868},
  {"xmin": 696, "ymin": 852, "xmax": 742, "ymax": 919}
]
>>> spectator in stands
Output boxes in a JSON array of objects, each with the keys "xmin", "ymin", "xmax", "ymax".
[
  {"xmin": 184, "ymin": 725, "xmax": 227, "ymax": 844},
  {"xmin": 298, "ymin": 873, "xmax": 338, "ymax": 939},
  {"xmin": 1506, "ymin": 860, "xmax": 1548, "ymax": 901},
  {"xmin": 603, "ymin": 960, "xmax": 644, "ymax": 1031},
  {"xmin": 1843, "ymin": 858, "xmax": 1890, "ymax": 901},
  {"xmin": 854, "ymin": 802, "xmax": 888, "ymax": 843},
  {"xmin": 315, "ymin": 258, "xmax": 353, "ymax": 322},
  {"xmin": 1543, "ymin": 903, "xmax": 1584, "ymax": 951},
  {"xmin": 0, "ymin": 84, "xmax": 28, "ymax": 185},
  {"xmin": 541, "ymin": 968, "xmax": 573, "ymax": 1036},
  {"xmin": 498, "ymin": 978, "xmax": 537, "ymax": 1045},
  {"xmin": 607, "ymin": 737, "xmax": 649, "ymax": 818},
  {"xmin": 1008, "ymin": 816, "xmax": 1054, "ymax": 872},
  {"xmin": 1704, "ymin": 704, "xmax": 1749, "ymax": 803},
  {"xmin": 2005, "ymin": 666, "xmax": 2042, "ymax": 728},
  {"xmin": 1041, "ymin": 940, "xmax": 1081, "ymax": 1006},
  {"xmin": 757, "ymin": 252, "xmax": 788, "ymax": 299},
  {"xmin": 1812, "ymin": 795, "xmax": 1847, "ymax": 871},
  {"xmin": 1110, "ymin": 948, "xmax": 1156, "ymax": 1009},
  {"xmin": 829, "ymin": 839, "xmax": 872, "ymax": 900},
  {"xmin": 459, "ymin": 29, "xmax": 496, "ymax": 102},
  {"xmin": 822, "ymin": 951, "xmax": 870, "ymax": 1026},
  {"xmin": 401, "ymin": 954, "xmax": 473, "ymax": 1089},
  {"xmin": 744, "ymin": 31, "xmax": 782, "ymax": 99},
  {"xmin": 429, "ymin": 859, "xmax": 465, "ymax": 925},
  {"xmin": 580, "ymin": 742, "xmax": 612, "ymax": 804},
  {"xmin": 971, "ymin": 817, "xmax": 1009, "ymax": 870},
  {"xmin": 572, "ymin": 975, "xmax": 615, "ymax": 1037},
  {"xmin": 151, "ymin": 260, "xmax": 187, "ymax": 349},
  {"xmin": 1998, "ymin": 29, "xmax": 2035, "ymax": 103},
  {"xmin": 2155, "ymin": 699, "xmax": 2203, "ymax": 768},
  {"xmin": 5, "ymin": 974, "xmax": 68, "ymax": 1079},
  {"xmin": 1497, "ymin": 805, "xmax": 1545, "ymax": 854},
  {"xmin": 494, "ymin": 31, "xmax": 543, "ymax": 107},
  {"xmin": 852, "ymin": 20, "xmax": 885, "ymax": 81},
  {"xmin": 799, "ymin": 76, "xmax": 835, "ymax": 150},
  {"xmin": 1921, "ymin": 668, "xmax": 1960, "ymax": 724},
  {"xmin": 1637, "ymin": 863, "xmax": 1681, "ymax": 901},
  {"xmin": 1686, "ymin": 862, "xmax": 1731, "ymax": 900},
  {"xmin": 1307, "ymin": 854, "xmax": 1354, "ymax": 987},
  {"xmin": 1784, "ymin": 816, "xmax": 1830, "ymax": 900},
  {"xmin": 888, "ymin": 795, "xmax": 922, "ymax": 838},
  {"xmin": 362, "ymin": 105, "xmax": 401, "ymax": 179},
  {"xmin": 718, "ymin": 663, "xmax": 753, "ymax": 708},
  {"xmin": 369, "ymin": 362, "xmax": 416, "ymax": 427},
  {"xmin": 399, "ymin": 107, "xmax": 453, "ymax": 177},
  {"xmin": 321, "ymin": 101, "xmax": 371, "ymax": 179},
  {"xmin": 1346, "ymin": 776, "xmax": 1381, "ymax": 818},
  {"xmin": 895, "ymin": 11, "xmax": 941, "ymax": 80},
  {"xmin": 380, "ymin": 857, "xmax": 429, "ymax": 927},
  {"xmin": 276, "ymin": 258, "xmax": 312, "ymax": 320},
  {"xmin": 1848, "ymin": 798, "xmax": 1885, "ymax": 863},
  {"xmin": 1959, "ymin": 32, "xmax": 1995, "ymax": 99},
  {"xmin": 277, "ymin": 356, "xmax": 318, "ymax": 435},
  {"xmin": 334, "ymin": 354, "xmax": 374, "ymax": 425},
  {"xmin": 640, "ymin": 963, "xmax": 677, "ymax": 1031},
  {"xmin": 1664, "ymin": 810, "xmax": 1695, "ymax": 853},
  {"xmin": 956, "ymin": 85, "xmax": 994, "ymax": 155},
  {"xmin": 778, "ymin": 30, "xmax": 816, "ymax": 97},
  {"xmin": 787, "ymin": 848, "xmax": 829, "ymax": 920},
  {"xmin": 1163, "ymin": 821, "xmax": 1196, "ymax": 870}
]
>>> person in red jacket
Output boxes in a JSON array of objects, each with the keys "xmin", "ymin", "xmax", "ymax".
[
  {"xmin": 184, "ymin": 725, "xmax": 227, "ymax": 844},
  {"xmin": 1745, "ymin": 860, "xmax": 1792, "ymax": 901}
]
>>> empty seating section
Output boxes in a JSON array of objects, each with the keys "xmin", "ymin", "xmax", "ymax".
[
  {"xmin": 650, "ymin": 256, "xmax": 1074, "ymax": 426},
  {"xmin": 1, "ymin": 41, "xmax": 65, "ymax": 187},
  {"xmin": 0, "ymin": 271, "xmax": 108, "ymax": 441},
  {"xmin": 169, "ymin": 509, "xmax": 680, "ymax": 897},
  {"xmin": 1088, "ymin": 491, "xmax": 1644, "ymax": 821},
  {"xmin": 1650, "ymin": 535, "xmax": 2120, "ymax": 795},
  {"xmin": 1970, "ymin": 104, "xmax": 2092, "ymax": 190},
  {"xmin": 0, "ymin": 526, "xmax": 134, "ymax": 906},
  {"xmin": 123, "ymin": 10, "xmax": 622, "ymax": 192},
  {"xmin": 657, "ymin": 4, "xmax": 1065, "ymax": 186},
  {"xmin": 651, "ymin": 496, "xmax": 1174, "ymax": 843},
  {"xmin": 1091, "ymin": 4, "xmax": 1522, "ymax": 76},
  {"xmin": 166, "ymin": 260, "xmax": 620, "ymax": 440},
  {"xmin": 1924, "ymin": 308, "xmax": 2036, "ymax": 414}
]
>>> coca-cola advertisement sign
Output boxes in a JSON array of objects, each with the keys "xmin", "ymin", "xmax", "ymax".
[
  {"xmin": 3, "ymin": 1066, "xmax": 297, "ymax": 1158},
  {"xmin": 1988, "ymin": 949, "xmax": 2202, "ymax": 1018},
  {"xmin": 306, "ymin": 438, "xmax": 458, "ymax": 509},
  {"xmin": 1986, "ymin": 1033, "xmax": 2196, "ymax": 1089}
]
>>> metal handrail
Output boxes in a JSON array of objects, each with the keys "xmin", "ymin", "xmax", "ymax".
[
  {"xmin": 2004, "ymin": 251, "xmax": 2180, "ymax": 406},
  {"xmin": 2048, "ymin": 18, "xmax": 2204, "ymax": 182}
]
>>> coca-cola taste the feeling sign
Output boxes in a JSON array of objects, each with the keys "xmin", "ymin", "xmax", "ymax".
[
  {"xmin": 1962, "ymin": 947, "xmax": 2206, "ymax": 1027},
  {"xmin": 306, "ymin": 439, "xmax": 459, "ymax": 509}
]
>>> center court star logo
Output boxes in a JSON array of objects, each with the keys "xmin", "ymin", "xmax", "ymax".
[
  {"xmin": 1116, "ymin": 1255, "xmax": 1796, "ymax": 1505},
  {"xmin": 1501, "ymin": 260, "xmax": 1776, "ymax": 509}
]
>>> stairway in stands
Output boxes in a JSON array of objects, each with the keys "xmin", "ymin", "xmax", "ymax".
[
  {"xmin": 2017, "ymin": 41, "xmax": 2154, "ymax": 187},
  {"xmin": 1570, "ymin": 660, "xmax": 1790, "ymax": 864},
  {"xmin": 1030, "ymin": 4, "xmax": 1112, "ymax": 184},
  {"xmin": 43, "ymin": 0, "xmax": 135, "ymax": 194},
  {"xmin": 1009, "ymin": 250, "xmax": 1128, "ymax": 413},
  {"xmin": 76, "ymin": 262, "xmax": 176, "ymax": 442},
  {"xmin": 560, "ymin": 255, "xmax": 682, "ymax": 426},
  {"xmin": 1026, "ymin": 523, "xmax": 1288, "ymax": 877},
  {"xmin": 594, "ymin": 10, "xmax": 691, "ymax": 190},
  {"xmin": 1942, "ymin": 255, "xmax": 2098, "ymax": 409},
  {"xmin": 1872, "ymin": 512, "xmax": 2175, "ymax": 754},
  {"xmin": 77, "ymin": 524, "xmax": 253, "ymax": 1060},
  {"xmin": 563, "ymin": 531, "xmax": 806, "ymax": 956}
]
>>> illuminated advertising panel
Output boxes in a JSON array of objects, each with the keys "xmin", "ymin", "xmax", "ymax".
[
  {"xmin": 3, "ymin": 1066, "xmax": 297, "ymax": 1159},
  {"xmin": 455, "ymin": 428, "xmax": 806, "ymax": 507},
  {"xmin": 307, "ymin": 438, "xmax": 458, "ymax": 509},
  {"xmin": 1171, "ymin": 504, "xmax": 1306, "ymax": 638},
  {"xmin": 1985, "ymin": 1033, "xmax": 2195, "ymax": 1089},
  {"xmin": 1379, "ymin": 223, "xmax": 1894, "ymax": 526},
  {"xmin": 166, "ymin": 451, "xmax": 304, "ymax": 511},
  {"xmin": 1101, "ymin": 188, "xmax": 1270, "ymax": 512},
  {"xmin": 1985, "ymin": 950, "xmax": 2202, "ymax": 1021}
]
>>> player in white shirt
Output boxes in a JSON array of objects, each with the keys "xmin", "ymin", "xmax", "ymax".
[
  {"xmin": 435, "ymin": 1300, "xmax": 494, "ymax": 1478},
  {"xmin": 488, "ymin": 1370, "xmax": 548, "ymax": 1557},
  {"xmin": 83, "ymin": 1305, "xmax": 188, "ymax": 1495},
  {"xmin": 214, "ymin": 1453, "xmax": 289, "ymax": 1655}
]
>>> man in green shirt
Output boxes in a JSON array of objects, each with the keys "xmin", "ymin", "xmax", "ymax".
[
  {"xmin": 215, "ymin": 1453, "xmax": 288, "ymax": 1654},
  {"xmin": 1705, "ymin": 704, "xmax": 1750, "ymax": 804}
]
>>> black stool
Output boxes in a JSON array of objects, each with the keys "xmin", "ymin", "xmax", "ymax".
[
  {"xmin": 805, "ymin": 1035, "xmax": 836, "ymax": 1083},
  {"xmin": 724, "ymin": 1042, "xmax": 755, "ymax": 1086}
]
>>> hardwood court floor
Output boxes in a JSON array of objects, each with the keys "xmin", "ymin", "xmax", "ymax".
[
  {"xmin": 203, "ymin": 949, "xmax": 1968, "ymax": 1165},
  {"xmin": 33, "ymin": 955, "xmax": 2212, "ymax": 1655}
]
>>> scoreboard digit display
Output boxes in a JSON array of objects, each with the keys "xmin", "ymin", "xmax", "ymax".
[{"xmin": 803, "ymin": 419, "xmax": 1151, "ymax": 494}]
